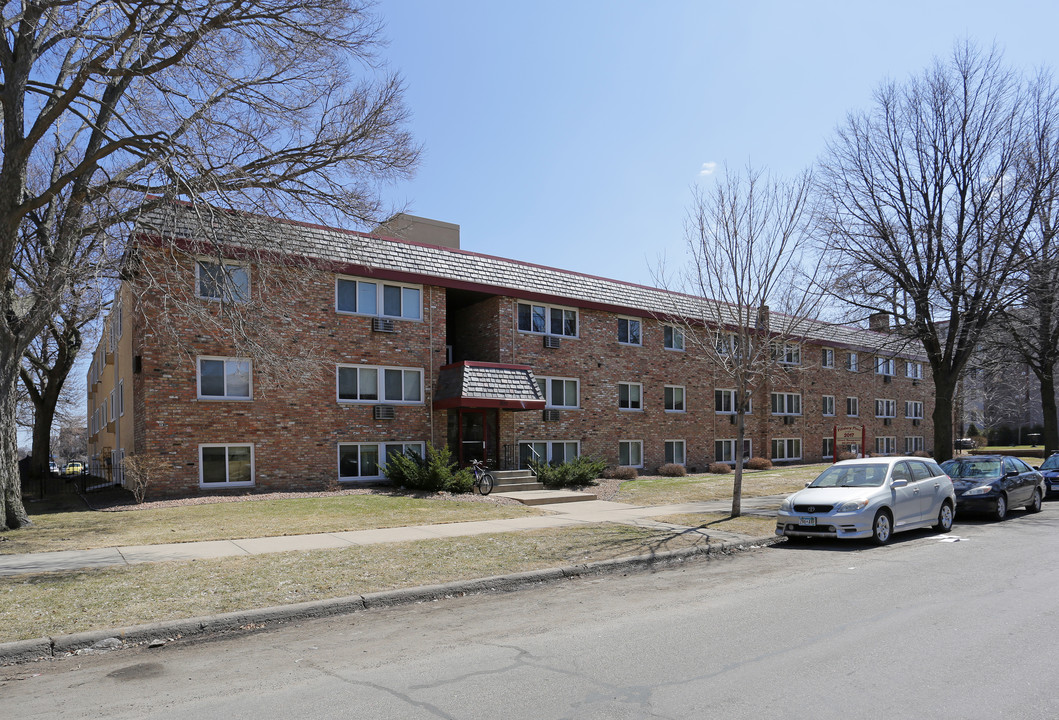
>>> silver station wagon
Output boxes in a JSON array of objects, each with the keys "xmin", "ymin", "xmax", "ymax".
[{"xmin": 775, "ymin": 457, "xmax": 956, "ymax": 545}]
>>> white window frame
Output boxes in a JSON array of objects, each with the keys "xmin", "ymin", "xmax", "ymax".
[
  {"xmin": 618, "ymin": 382, "xmax": 643, "ymax": 411},
  {"xmin": 822, "ymin": 437, "xmax": 834, "ymax": 459},
  {"xmin": 664, "ymin": 440, "xmax": 686, "ymax": 466},
  {"xmin": 337, "ymin": 364, "xmax": 424, "ymax": 404},
  {"xmin": 516, "ymin": 302, "xmax": 578, "ymax": 338},
  {"xmin": 617, "ymin": 317, "xmax": 642, "ymax": 346},
  {"xmin": 847, "ymin": 352, "xmax": 859, "ymax": 372},
  {"xmin": 618, "ymin": 440, "xmax": 644, "ymax": 468},
  {"xmin": 664, "ymin": 325, "xmax": 685, "ymax": 351},
  {"xmin": 771, "ymin": 438, "xmax": 802, "ymax": 461},
  {"xmin": 199, "ymin": 443, "xmax": 255, "ymax": 488},
  {"xmin": 822, "ymin": 348, "xmax": 835, "ymax": 368},
  {"xmin": 772, "ymin": 342, "xmax": 801, "ymax": 365},
  {"xmin": 875, "ymin": 357, "xmax": 896, "ymax": 376},
  {"xmin": 715, "ymin": 438, "xmax": 752, "ymax": 463},
  {"xmin": 338, "ymin": 441, "xmax": 425, "ymax": 481},
  {"xmin": 335, "ymin": 276, "xmax": 422, "ymax": 321},
  {"xmin": 875, "ymin": 436, "xmax": 897, "ymax": 455},
  {"xmin": 906, "ymin": 361, "xmax": 923, "ymax": 379},
  {"xmin": 537, "ymin": 376, "xmax": 580, "ymax": 409},
  {"xmin": 664, "ymin": 385, "xmax": 686, "ymax": 413},
  {"xmin": 715, "ymin": 389, "xmax": 750, "ymax": 414},
  {"xmin": 196, "ymin": 259, "xmax": 249, "ymax": 302},
  {"xmin": 109, "ymin": 389, "xmax": 117, "ymax": 422},
  {"xmin": 118, "ymin": 379, "xmax": 125, "ymax": 416},
  {"xmin": 905, "ymin": 436, "xmax": 925, "ymax": 453},
  {"xmin": 822, "ymin": 395, "xmax": 835, "ymax": 417},
  {"xmin": 875, "ymin": 399, "xmax": 897, "ymax": 418},
  {"xmin": 197, "ymin": 356, "xmax": 253, "ymax": 400},
  {"xmin": 518, "ymin": 440, "xmax": 580, "ymax": 468},
  {"xmin": 905, "ymin": 401, "xmax": 924, "ymax": 419},
  {"xmin": 770, "ymin": 392, "xmax": 802, "ymax": 416},
  {"xmin": 847, "ymin": 396, "xmax": 859, "ymax": 417}
]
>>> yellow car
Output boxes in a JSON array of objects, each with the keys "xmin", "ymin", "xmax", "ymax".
[{"xmin": 63, "ymin": 461, "xmax": 84, "ymax": 476}]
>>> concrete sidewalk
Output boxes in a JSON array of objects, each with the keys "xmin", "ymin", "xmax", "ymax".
[{"xmin": 0, "ymin": 495, "xmax": 785, "ymax": 577}]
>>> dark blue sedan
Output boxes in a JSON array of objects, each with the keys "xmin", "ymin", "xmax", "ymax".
[
  {"xmin": 939, "ymin": 455, "xmax": 1045, "ymax": 520},
  {"xmin": 1036, "ymin": 453, "xmax": 1059, "ymax": 498}
]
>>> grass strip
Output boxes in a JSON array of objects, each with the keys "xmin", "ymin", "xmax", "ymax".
[
  {"xmin": 615, "ymin": 464, "xmax": 826, "ymax": 505},
  {"xmin": 648, "ymin": 513, "xmax": 777, "ymax": 537}
]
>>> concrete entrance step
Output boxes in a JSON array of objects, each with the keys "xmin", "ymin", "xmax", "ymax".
[
  {"xmin": 488, "ymin": 469, "xmax": 543, "ymax": 492},
  {"xmin": 491, "ymin": 489, "xmax": 598, "ymax": 505}
]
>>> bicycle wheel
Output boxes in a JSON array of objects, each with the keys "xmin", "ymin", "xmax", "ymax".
[{"xmin": 478, "ymin": 472, "xmax": 494, "ymax": 495}]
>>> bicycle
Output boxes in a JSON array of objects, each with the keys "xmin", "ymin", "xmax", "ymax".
[{"xmin": 469, "ymin": 459, "xmax": 494, "ymax": 495}]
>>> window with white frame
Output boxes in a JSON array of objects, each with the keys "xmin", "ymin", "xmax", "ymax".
[
  {"xmin": 199, "ymin": 444, "xmax": 254, "ymax": 487},
  {"xmin": 906, "ymin": 401, "xmax": 924, "ymax": 419},
  {"xmin": 875, "ymin": 436, "xmax": 897, "ymax": 455},
  {"xmin": 519, "ymin": 441, "xmax": 579, "ymax": 468},
  {"xmin": 337, "ymin": 365, "xmax": 423, "ymax": 404},
  {"xmin": 537, "ymin": 377, "xmax": 579, "ymax": 408},
  {"xmin": 664, "ymin": 385, "xmax": 686, "ymax": 412},
  {"xmin": 619, "ymin": 440, "xmax": 643, "ymax": 468},
  {"xmin": 338, "ymin": 441, "xmax": 424, "ymax": 480},
  {"xmin": 109, "ymin": 389, "xmax": 117, "ymax": 422},
  {"xmin": 618, "ymin": 382, "xmax": 642, "ymax": 410},
  {"xmin": 905, "ymin": 436, "xmax": 925, "ymax": 453},
  {"xmin": 771, "ymin": 342, "xmax": 801, "ymax": 365},
  {"xmin": 198, "ymin": 357, "xmax": 252, "ymax": 399},
  {"xmin": 770, "ymin": 392, "xmax": 801, "ymax": 415},
  {"xmin": 664, "ymin": 325, "xmax": 685, "ymax": 351},
  {"xmin": 906, "ymin": 361, "xmax": 923, "ymax": 379},
  {"xmin": 618, "ymin": 317, "xmax": 641, "ymax": 345},
  {"xmin": 822, "ymin": 395, "xmax": 835, "ymax": 416},
  {"xmin": 335, "ymin": 277, "xmax": 422, "ymax": 320},
  {"xmin": 847, "ymin": 352, "xmax": 859, "ymax": 371},
  {"xmin": 846, "ymin": 396, "xmax": 859, "ymax": 417},
  {"xmin": 875, "ymin": 399, "xmax": 897, "ymax": 418},
  {"xmin": 115, "ymin": 299, "xmax": 123, "ymax": 339},
  {"xmin": 715, "ymin": 439, "xmax": 752, "ymax": 463},
  {"xmin": 771, "ymin": 438, "xmax": 802, "ymax": 461},
  {"xmin": 664, "ymin": 440, "xmax": 686, "ymax": 465},
  {"xmin": 875, "ymin": 357, "xmax": 896, "ymax": 376},
  {"xmin": 197, "ymin": 260, "xmax": 248, "ymax": 302},
  {"xmin": 517, "ymin": 302, "xmax": 578, "ymax": 337},
  {"xmin": 822, "ymin": 348, "xmax": 835, "ymax": 368},
  {"xmin": 716, "ymin": 389, "xmax": 737, "ymax": 414},
  {"xmin": 118, "ymin": 379, "xmax": 125, "ymax": 416},
  {"xmin": 822, "ymin": 437, "xmax": 834, "ymax": 459}
]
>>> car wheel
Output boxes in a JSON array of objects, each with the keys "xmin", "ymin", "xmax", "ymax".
[
  {"xmin": 872, "ymin": 510, "xmax": 892, "ymax": 546},
  {"xmin": 992, "ymin": 493, "xmax": 1008, "ymax": 521},
  {"xmin": 1027, "ymin": 488, "xmax": 1043, "ymax": 514},
  {"xmin": 934, "ymin": 502, "xmax": 954, "ymax": 533}
]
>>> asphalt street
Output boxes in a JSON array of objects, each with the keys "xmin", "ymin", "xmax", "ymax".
[{"xmin": 4, "ymin": 503, "xmax": 1058, "ymax": 719}]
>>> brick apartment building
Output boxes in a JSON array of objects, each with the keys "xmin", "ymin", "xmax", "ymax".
[{"xmin": 86, "ymin": 206, "xmax": 935, "ymax": 497}]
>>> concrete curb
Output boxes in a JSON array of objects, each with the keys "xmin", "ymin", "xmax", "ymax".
[{"xmin": 0, "ymin": 535, "xmax": 783, "ymax": 666}]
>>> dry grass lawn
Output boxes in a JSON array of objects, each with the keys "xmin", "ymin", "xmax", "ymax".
[
  {"xmin": 616, "ymin": 463, "xmax": 827, "ymax": 506},
  {"xmin": 650, "ymin": 512, "xmax": 777, "ymax": 537}
]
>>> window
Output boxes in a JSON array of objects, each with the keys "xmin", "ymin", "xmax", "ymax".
[
  {"xmin": 664, "ymin": 325, "xmax": 685, "ymax": 351},
  {"xmin": 537, "ymin": 377, "xmax": 579, "ymax": 408},
  {"xmin": 114, "ymin": 299, "xmax": 123, "ymax": 340},
  {"xmin": 906, "ymin": 401, "xmax": 924, "ymax": 419},
  {"xmin": 109, "ymin": 389, "xmax": 117, "ymax": 422},
  {"xmin": 771, "ymin": 343, "xmax": 801, "ymax": 365},
  {"xmin": 338, "ymin": 442, "xmax": 424, "ymax": 480},
  {"xmin": 822, "ymin": 348, "xmax": 835, "ymax": 368},
  {"xmin": 906, "ymin": 361, "xmax": 923, "ymax": 379},
  {"xmin": 822, "ymin": 395, "xmax": 835, "ymax": 416},
  {"xmin": 198, "ymin": 357, "xmax": 252, "ymax": 399},
  {"xmin": 664, "ymin": 440, "xmax": 686, "ymax": 465},
  {"xmin": 771, "ymin": 438, "xmax": 802, "ymax": 461},
  {"xmin": 905, "ymin": 436, "xmax": 924, "ymax": 454},
  {"xmin": 875, "ymin": 357, "xmax": 896, "ymax": 376},
  {"xmin": 618, "ymin": 440, "xmax": 643, "ymax": 467},
  {"xmin": 118, "ymin": 379, "xmax": 125, "ymax": 416},
  {"xmin": 822, "ymin": 437, "xmax": 834, "ymax": 459},
  {"xmin": 199, "ymin": 444, "xmax": 254, "ymax": 487},
  {"xmin": 770, "ymin": 392, "xmax": 801, "ymax": 415},
  {"xmin": 846, "ymin": 396, "xmax": 859, "ymax": 417},
  {"xmin": 618, "ymin": 318, "xmax": 642, "ymax": 345},
  {"xmin": 847, "ymin": 352, "xmax": 859, "ymax": 372},
  {"xmin": 197, "ymin": 260, "xmax": 248, "ymax": 302},
  {"xmin": 519, "ymin": 441, "xmax": 579, "ymax": 468},
  {"xmin": 337, "ymin": 365, "xmax": 423, "ymax": 404},
  {"xmin": 875, "ymin": 436, "xmax": 897, "ymax": 455},
  {"xmin": 335, "ymin": 277, "xmax": 421, "ymax": 320},
  {"xmin": 618, "ymin": 382, "xmax": 642, "ymax": 410},
  {"xmin": 664, "ymin": 385, "xmax": 686, "ymax": 412},
  {"xmin": 875, "ymin": 399, "xmax": 897, "ymax": 418},
  {"xmin": 517, "ymin": 302, "xmax": 577, "ymax": 337},
  {"xmin": 715, "ymin": 439, "xmax": 752, "ymax": 463},
  {"xmin": 715, "ymin": 389, "xmax": 750, "ymax": 414}
]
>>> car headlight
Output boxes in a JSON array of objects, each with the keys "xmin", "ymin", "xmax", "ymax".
[
  {"xmin": 838, "ymin": 498, "xmax": 870, "ymax": 512},
  {"xmin": 963, "ymin": 484, "xmax": 993, "ymax": 496},
  {"xmin": 779, "ymin": 497, "xmax": 793, "ymax": 511}
]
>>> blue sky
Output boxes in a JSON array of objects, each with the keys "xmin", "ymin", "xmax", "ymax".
[{"xmin": 377, "ymin": 0, "xmax": 1059, "ymax": 285}]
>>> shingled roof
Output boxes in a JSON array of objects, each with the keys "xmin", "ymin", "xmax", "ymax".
[{"xmin": 433, "ymin": 362, "xmax": 545, "ymax": 410}]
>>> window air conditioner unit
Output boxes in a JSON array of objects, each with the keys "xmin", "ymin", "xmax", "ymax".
[
  {"xmin": 884, "ymin": 418, "xmax": 892, "ymax": 426},
  {"xmin": 543, "ymin": 408, "xmax": 560, "ymax": 422},
  {"xmin": 373, "ymin": 404, "xmax": 396, "ymax": 420},
  {"xmin": 372, "ymin": 318, "xmax": 396, "ymax": 333},
  {"xmin": 883, "ymin": 375, "xmax": 891, "ymax": 383},
  {"xmin": 543, "ymin": 336, "xmax": 561, "ymax": 349},
  {"xmin": 912, "ymin": 419, "xmax": 920, "ymax": 427},
  {"xmin": 783, "ymin": 415, "xmax": 794, "ymax": 425},
  {"xmin": 729, "ymin": 414, "xmax": 736, "ymax": 425}
]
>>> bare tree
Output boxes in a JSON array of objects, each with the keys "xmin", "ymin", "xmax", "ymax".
[
  {"xmin": 817, "ymin": 42, "xmax": 1059, "ymax": 463},
  {"xmin": 663, "ymin": 164, "xmax": 826, "ymax": 517},
  {"xmin": 0, "ymin": 1, "xmax": 419, "ymax": 529}
]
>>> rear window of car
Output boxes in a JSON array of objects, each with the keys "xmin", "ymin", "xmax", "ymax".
[
  {"xmin": 909, "ymin": 461, "xmax": 932, "ymax": 481},
  {"xmin": 1040, "ymin": 455, "xmax": 1059, "ymax": 470}
]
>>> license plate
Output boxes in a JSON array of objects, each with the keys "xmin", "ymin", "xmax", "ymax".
[{"xmin": 799, "ymin": 516, "xmax": 817, "ymax": 526}]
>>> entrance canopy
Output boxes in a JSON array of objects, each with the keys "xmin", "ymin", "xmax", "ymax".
[{"xmin": 433, "ymin": 361, "xmax": 545, "ymax": 410}]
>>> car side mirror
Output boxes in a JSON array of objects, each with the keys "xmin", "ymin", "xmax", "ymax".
[
  {"xmin": 891, "ymin": 478, "xmax": 908, "ymax": 488},
  {"xmin": 1005, "ymin": 470, "xmax": 1018, "ymax": 478},
  {"xmin": 804, "ymin": 480, "xmax": 812, "ymax": 487},
  {"xmin": 1033, "ymin": 466, "xmax": 1040, "ymax": 471}
]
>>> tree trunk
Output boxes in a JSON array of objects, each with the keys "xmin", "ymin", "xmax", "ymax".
[
  {"xmin": 933, "ymin": 373, "xmax": 957, "ymax": 463},
  {"xmin": 731, "ymin": 411, "xmax": 745, "ymax": 517},
  {"xmin": 1039, "ymin": 365, "xmax": 1059, "ymax": 457},
  {"xmin": 29, "ymin": 399, "xmax": 57, "ymax": 482},
  {"xmin": 1, "ymin": 361, "xmax": 31, "ymax": 530}
]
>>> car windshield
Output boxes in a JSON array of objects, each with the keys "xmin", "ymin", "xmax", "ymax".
[
  {"xmin": 941, "ymin": 459, "xmax": 1002, "ymax": 478},
  {"xmin": 1040, "ymin": 455, "xmax": 1059, "ymax": 470},
  {"xmin": 809, "ymin": 464, "xmax": 888, "ymax": 488}
]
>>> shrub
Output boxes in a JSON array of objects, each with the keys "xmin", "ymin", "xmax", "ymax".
[
  {"xmin": 744, "ymin": 457, "xmax": 773, "ymax": 470},
  {"xmin": 837, "ymin": 451, "xmax": 858, "ymax": 461},
  {"xmin": 603, "ymin": 466, "xmax": 638, "ymax": 480},
  {"xmin": 383, "ymin": 444, "xmax": 473, "ymax": 493},
  {"xmin": 121, "ymin": 454, "xmax": 171, "ymax": 503},
  {"xmin": 708, "ymin": 462, "xmax": 732, "ymax": 474},
  {"xmin": 658, "ymin": 463, "xmax": 687, "ymax": 477},
  {"xmin": 531, "ymin": 456, "xmax": 607, "ymax": 488},
  {"xmin": 911, "ymin": 450, "xmax": 931, "ymax": 458}
]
